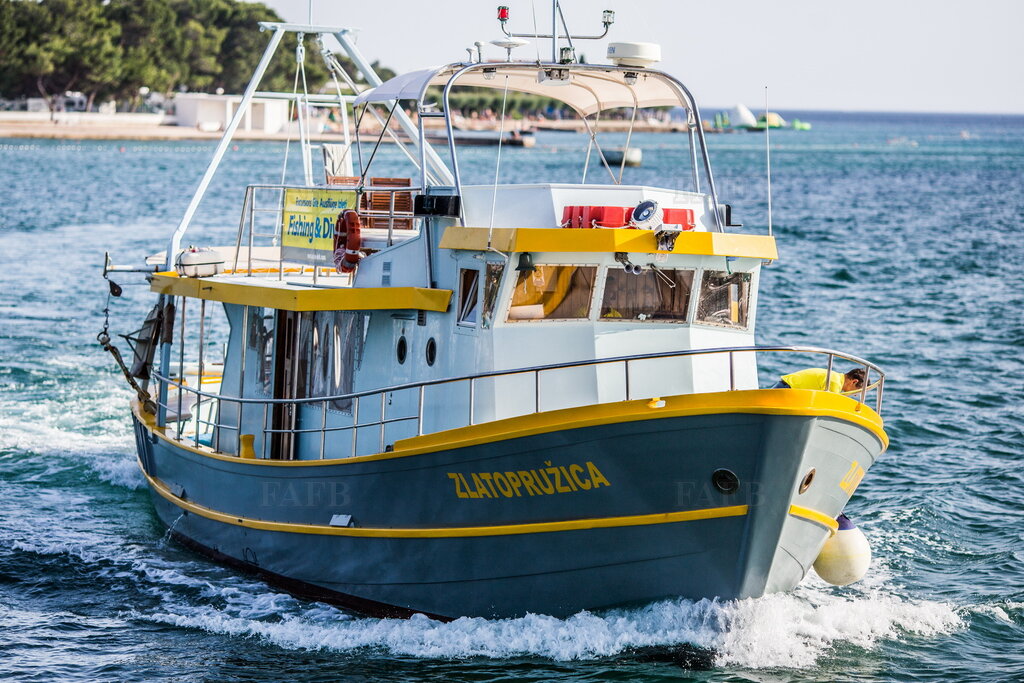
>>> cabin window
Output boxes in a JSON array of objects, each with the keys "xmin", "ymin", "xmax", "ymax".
[
  {"xmin": 289, "ymin": 311, "xmax": 366, "ymax": 413},
  {"xmin": 328, "ymin": 311, "xmax": 366, "ymax": 412},
  {"xmin": 308, "ymin": 315, "xmax": 332, "ymax": 398},
  {"xmin": 481, "ymin": 262, "xmax": 504, "ymax": 328},
  {"xmin": 695, "ymin": 271, "xmax": 752, "ymax": 329},
  {"xmin": 507, "ymin": 265, "xmax": 597, "ymax": 321},
  {"xmin": 600, "ymin": 268, "xmax": 694, "ymax": 322},
  {"xmin": 457, "ymin": 268, "xmax": 480, "ymax": 326},
  {"xmin": 245, "ymin": 307, "xmax": 276, "ymax": 394}
]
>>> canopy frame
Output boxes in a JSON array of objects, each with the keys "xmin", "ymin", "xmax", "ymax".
[{"xmin": 355, "ymin": 61, "xmax": 726, "ymax": 231}]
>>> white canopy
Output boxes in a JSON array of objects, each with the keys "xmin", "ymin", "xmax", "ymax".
[{"xmin": 354, "ymin": 63, "xmax": 688, "ymax": 117}]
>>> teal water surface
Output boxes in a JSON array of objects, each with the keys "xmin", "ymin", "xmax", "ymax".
[{"xmin": 1, "ymin": 111, "xmax": 1022, "ymax": 681}]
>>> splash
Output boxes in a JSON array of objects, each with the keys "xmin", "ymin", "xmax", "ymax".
[
  {"xmin": 138, "ymin": 582, "xmax": 963, "ymax": 668},
  {"xmin": 0, "ymin": 376, "xmax": 141, "ymax": 489}
]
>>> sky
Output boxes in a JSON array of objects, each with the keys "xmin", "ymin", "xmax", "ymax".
[{"xmin": 266, "ymin": 0, "xmax": 1024, "ymax": 114}]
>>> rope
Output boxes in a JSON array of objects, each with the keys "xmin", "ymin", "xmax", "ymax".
[
  {"xmin": 530, "ymin": 0, "xmax": 541, "ymax": 63},
  {"xmin": 97, "ymin": 293, "xmax": 156, "ymax": 415}
]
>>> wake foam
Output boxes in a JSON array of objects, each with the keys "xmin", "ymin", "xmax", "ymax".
[
  {"xmin": 0, "ymin": 378, "xmax": 142, "ymax": 489},
  {"xmin": 139, "ymin": 583, "xmax": 963, "ymax": 668}
]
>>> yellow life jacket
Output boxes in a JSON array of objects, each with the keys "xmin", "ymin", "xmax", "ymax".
[{"xmin": 781, "ymin": 368, "xmax": 845, "ymax": 393}]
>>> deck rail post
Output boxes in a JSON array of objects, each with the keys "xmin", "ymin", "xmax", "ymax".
[
  {"xmin": 320, "ymin": 399, "xmax": 328, "ymax": 459},
  {"xmin": 624, "ymin": 359, "xmax": 630, "ymax": 401},
  {"xmin": 418, "ymin": 385, "xmax": 426, "ymax": 435},
  {"xmin": 351, "ymin": 396, "xmax": 360, "ymax": 457},
  {"xmin": 379, "ymin": 392, "xmax": 387, "ymax": 452}
]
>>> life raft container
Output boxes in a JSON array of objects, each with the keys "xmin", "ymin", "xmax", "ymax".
[{"xmin": 333, "ymin": 209, "xmax": 363, "ymax": 273}]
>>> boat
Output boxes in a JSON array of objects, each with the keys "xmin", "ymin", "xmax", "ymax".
[
  {"xmin": 426, "ymin": 127, "xmax": 536, "ymax": 147},
  {"xmin": 604, "ymin": 146, "xmax": 642, "ymax": 166},
  {"xmin": 99, "ymin": 4, "xmax": 888, "ymax": 620}
]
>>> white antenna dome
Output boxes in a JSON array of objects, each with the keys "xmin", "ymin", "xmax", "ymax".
[{"xmin": 607, "ymin": 42, "xmax": 662, "ymax": 68}]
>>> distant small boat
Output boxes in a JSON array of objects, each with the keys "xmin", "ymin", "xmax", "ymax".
[
  {"xmin": 604, "ymin": 146, "xmax": 642, "ymax": 166},
  {"xmin": 791, "ymin": 119, "xmax": 811, "ymax": 131},
  {"xmin": 742, "ymin": 111, "xmax": 787, "ymax": 132},
  {"xmin": 426, "ymin": 128, "xmax": 536, "ymax": 147}
]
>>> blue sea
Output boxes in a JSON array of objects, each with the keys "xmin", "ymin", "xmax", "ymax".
[{"xmin": 1, "ymin": 110, "xmax": 1022, "ymax": 681}]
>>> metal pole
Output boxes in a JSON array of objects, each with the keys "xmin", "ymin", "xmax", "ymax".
[
  {"xmin": 195, "ymin": 299, "xmax": 205, "ymax": 447},
  {"xmin": 535, "ymin": 370, "xmax": 541, "ymax": 413},
  {"xmin": 238, "ymin": 306, "xmax": 249, "ymax": 455},
  {"xmin": 352, "ymin": 396, "xmax": 360, "ymax": 457},
  {"xmin": 624, "ymin": 360, "xmax": 630, "ymax": 401},
  {"xmin": 166, "ymin": 27, "xmax": 286, "ymax": 268},
  {"xmin": 688, "ymin": 118, "xmax": 700, "ymax": 193},
  {"xmin": 551, "ymin": 0, "xmax": 558, "ymax": 63},
  {"xmin": 418, "ymin": 385, "xmax": 425, "ymax": 435},
  {"xmin": 232, "ymin": 187, "xmax": 248, "ymax": 273},
  {"xmin": 729, "ymin": 351, "xmax": 736, "ymax": 391},
  {"xmin": 468, "ymin": 378, "xmax": 475, "ymax": 426},
  {"xmin": 320, "ymin": 399, "xmax": 327, "ymax": 459},
  {"xmin": 824, "ymin": 353, "xmax": 834, "ymax": 393},
  {"xmin": 387, "ymin": 191, "xmax": 395, "ymax": 246},
  {"xmin": 247, "ymin": 190, "xmax": 256, "ymax": 276},
  {"xmin": 379, "ymin": 392, "xmax": 387, "ymax": 452},
  {"xmin": 176, "ymin": 297, "xmax": 186, "ymax": 440}
]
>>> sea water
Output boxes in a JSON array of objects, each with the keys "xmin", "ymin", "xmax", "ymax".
[{"xmin": 1, "ymin": 111, "xmax": 1022, "ymax": 681}]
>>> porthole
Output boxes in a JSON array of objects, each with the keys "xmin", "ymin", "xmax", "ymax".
[
  {"xmin": 396, "ymin": 336, "xmax": 407, "ymax": 364},
  {"xmin": 799, "ymin": 468, "xmax": 816, "ymax": 494},
  {"xmin": 425, "ymin": 338, "xmax": 437, "ymax": 366},
  {"xmin": 711, "ymin": 468, "xmax": 739, "ymax": 495}
]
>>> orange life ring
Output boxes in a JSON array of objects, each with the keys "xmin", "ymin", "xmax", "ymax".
[{"xmin": 333, "ymin": 209, "xmax": 363, "ymax": 273}]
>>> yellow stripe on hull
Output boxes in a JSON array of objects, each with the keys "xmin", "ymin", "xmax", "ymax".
[{"xmin": 141, "ymin": 463, "xmax": 748, "ymax": 538}]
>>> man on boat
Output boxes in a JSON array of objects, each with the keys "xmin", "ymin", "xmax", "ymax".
[{"xmin": 773, "ymin": 367, "xmax": 866, "ymax": 394}]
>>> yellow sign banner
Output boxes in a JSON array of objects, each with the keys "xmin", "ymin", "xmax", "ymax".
[{"xmin": 281, "ymin": 188, "xmax": 356, "ymax": 264}]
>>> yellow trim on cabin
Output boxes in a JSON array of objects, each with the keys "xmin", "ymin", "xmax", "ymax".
[
  {"xmin": 133, "ymin": 388, "xmax": 887, "ymax": 468},
  {"xmin": 440, "ymin": 227, "xmax": 778, "ymax": 259},
  {"xmin": 141, "ymin": 464, "xmax": 748, "ymax": 538},
  {"xmin": 149, "ymin": 271, "xmax": 452, "ymax": 312},
  {"xmin": 788, "ymin": 504, "xmax": 840, "ymax": 534}
]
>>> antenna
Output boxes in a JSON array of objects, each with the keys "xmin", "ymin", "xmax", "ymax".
[
  {"xmin": 496, "ymin": 2, "xmax": 615, "ymax": 63},
  {"xmin": 765, "ymin": 86, "xmax": 773, "ymax": 237}
]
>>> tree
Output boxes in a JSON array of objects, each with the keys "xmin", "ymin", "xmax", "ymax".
[
  {"xmin": 8, "ymin": 0, "xmax": 123, "ymax": 112},
  {"xmin": 106, "ymin": 0, "xmax": 184, "ymax": 109},
  {"xmin": 0, "ymin": 0, "xmax": 396, "ymax": 108}
]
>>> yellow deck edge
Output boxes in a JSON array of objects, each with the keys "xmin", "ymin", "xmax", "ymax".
[
  {"xmin": 150, "ymin": 272, "xmax": 452, "ymax": 312},
  {"xmin": 134, "ymin": 388, "xmax": 886, "ymax": 468},
  {"xmin": 440, "ymin": 227, "xmax": 778, "ymax": 259}
]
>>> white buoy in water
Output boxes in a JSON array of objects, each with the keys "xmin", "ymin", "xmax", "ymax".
[{"xmin": 813, "ymin": 513, "xmax": 871, "ymax": 586}]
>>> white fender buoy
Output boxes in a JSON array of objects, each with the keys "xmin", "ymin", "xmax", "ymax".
[{"xmin": 812, "ymin": 513, "xmax": 871, "ymax": 586}]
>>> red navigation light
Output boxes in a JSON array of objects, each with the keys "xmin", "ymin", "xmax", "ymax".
[{"xmin": 498, "ymin": 6, "xmax": 510, "ymax": 22}]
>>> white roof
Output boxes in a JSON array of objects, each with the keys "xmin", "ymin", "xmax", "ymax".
[{"xmin": 354, "ymin": 64, "xmax": 687, "ymax": 117}]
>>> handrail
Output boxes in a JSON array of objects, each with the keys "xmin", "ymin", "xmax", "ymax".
[
  {"xmin": 154, "ymin": 344, "xmax": 886, "ymax": 459},
  {"xmin": 155, "ymin": 344, "xmax": 885, "ymax": 408},
  {"xmin": 231, "ymin": 183, "xmax": 422, "ymax": 277}
]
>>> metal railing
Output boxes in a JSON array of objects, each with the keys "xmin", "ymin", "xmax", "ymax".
[
  {"xmin": 230, "ymin": 183, "xmax": 419, "ymax": 279},
  {"xmin": 153, "ymin": 345, "xmax": 886, "ymax": 461}
]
